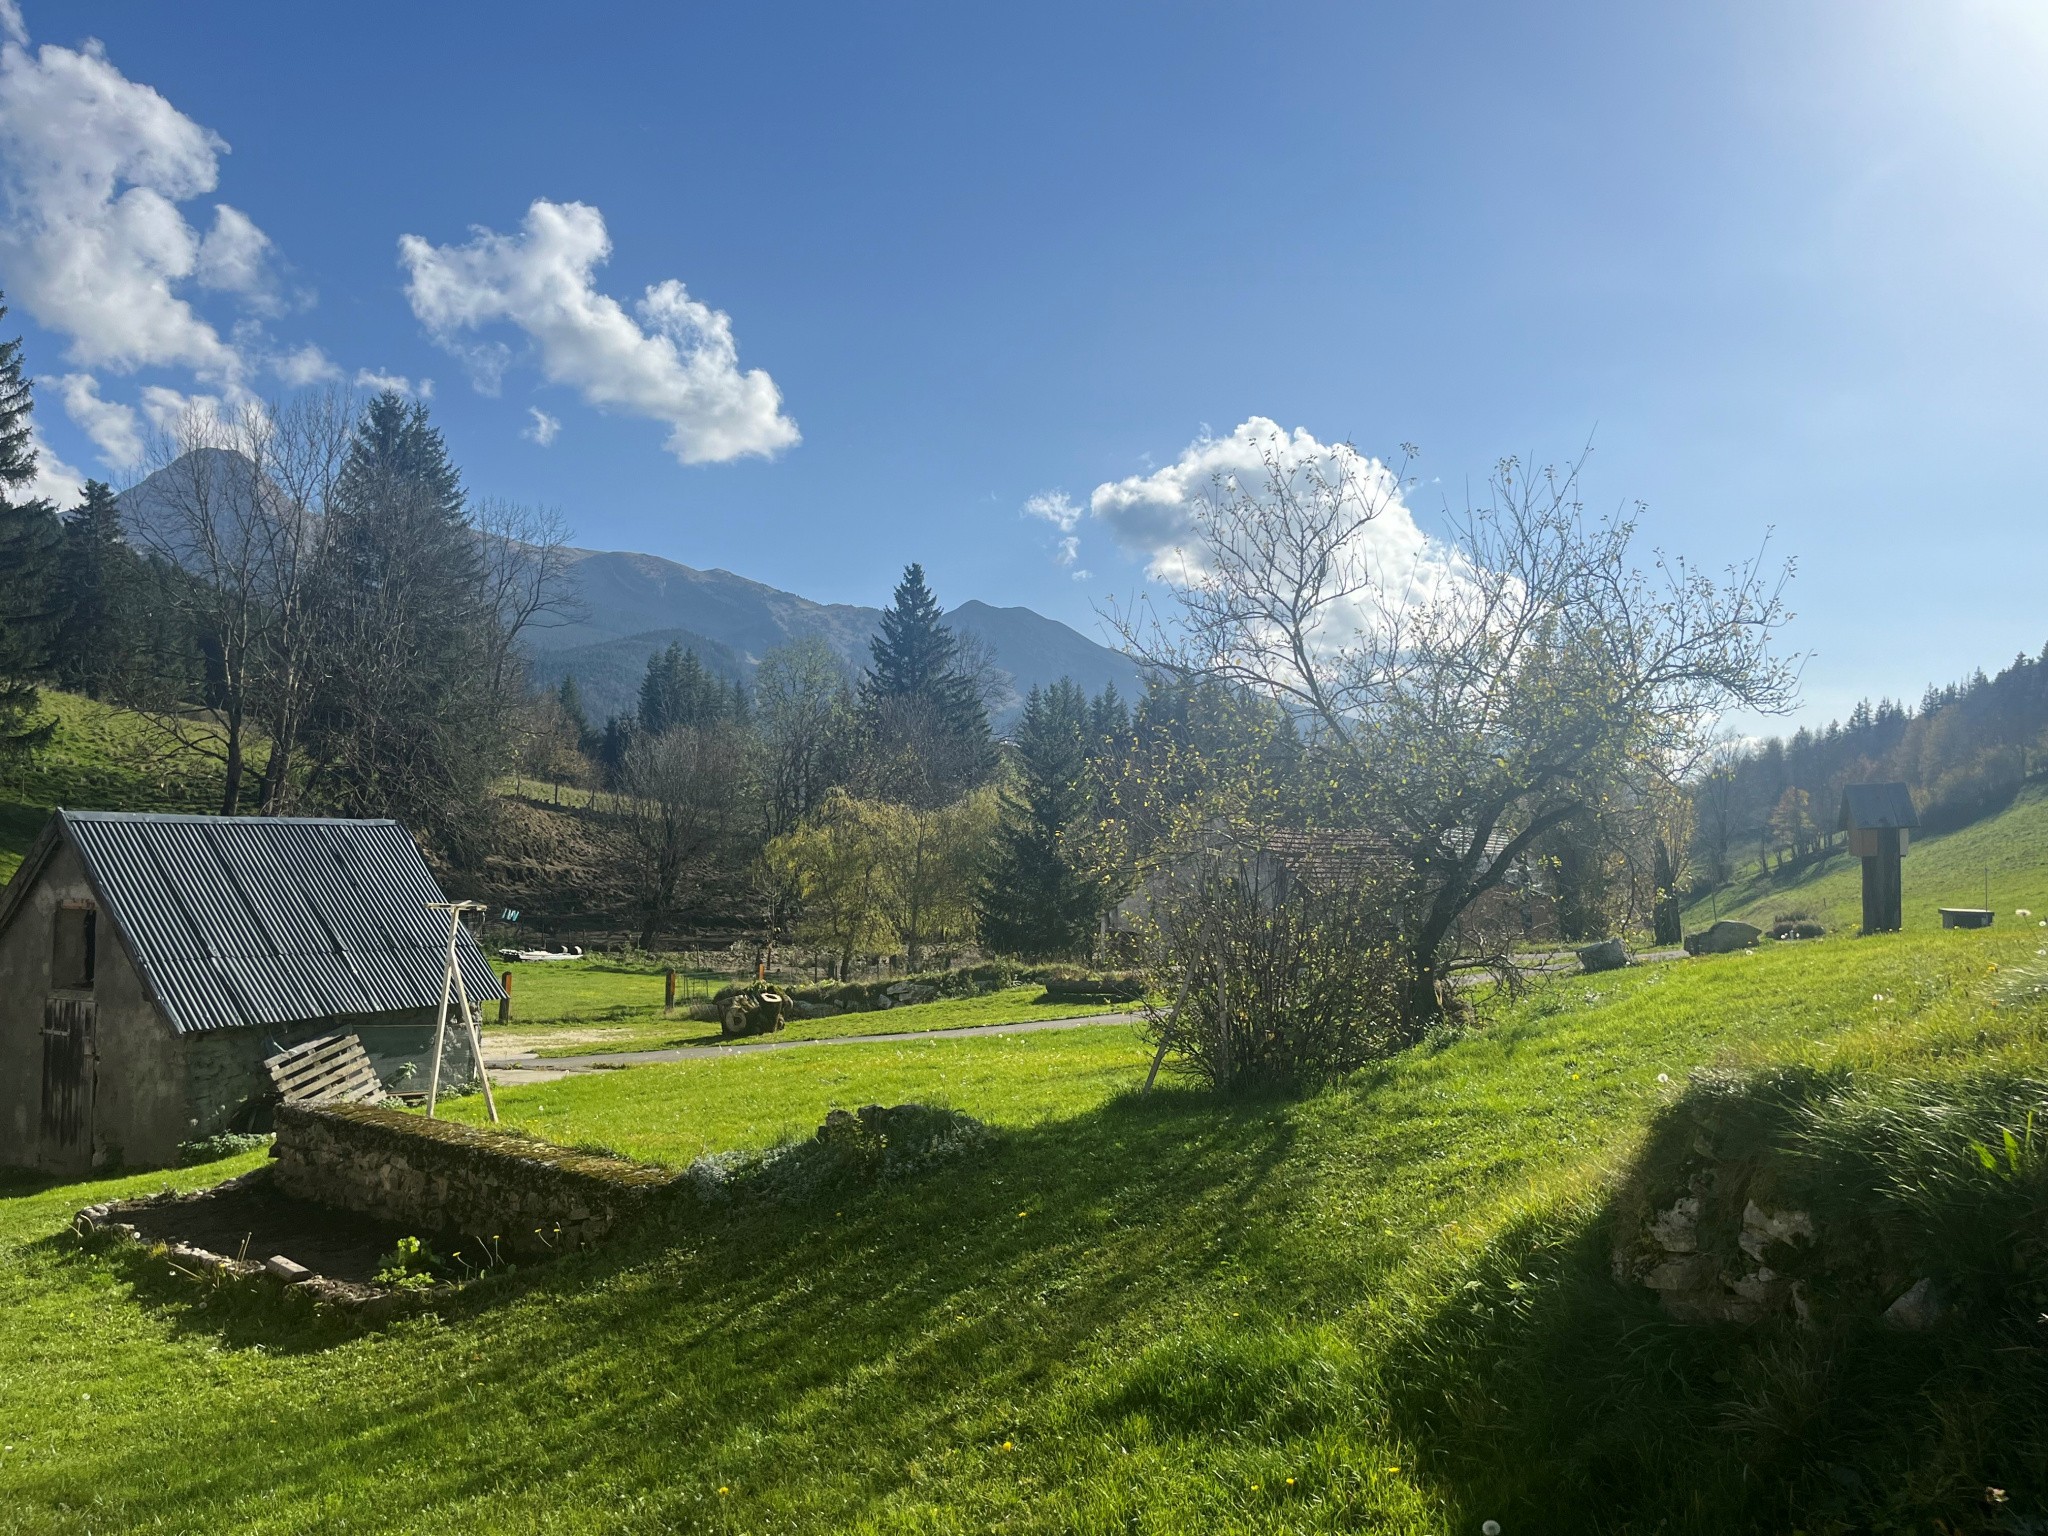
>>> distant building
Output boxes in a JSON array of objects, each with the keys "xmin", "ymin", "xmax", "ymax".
[{"xmin": 0, "ymin": 811, "xmax": 501, "ymax": 1172}]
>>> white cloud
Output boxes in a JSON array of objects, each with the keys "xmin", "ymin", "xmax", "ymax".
[
  {"xmin": 1022, "ymin": 490, "xmax": 1081, "ymax": 531},
  {"xmin": 398, "ymin": 198, "xmax": 799, "ymax": 465},
  {"xmin": 354, "ymin": 368, "xmax": 431, "ymax": 399},
  {"xmin": 194, "ymin": 203, "xmax": 274, "ymax": 303},
  {"xmin": 0, "ymin": 2, "xmax": 24, "ymax": 49},
  {"xmin": 1055, "ymin": 534, "xmax": 1080, "ymax": 566},
  {"xmin": 1090, "ymin": 416, "xmax": 1428, "ymax": 582},
  {"xmin": 272, "ymin": 343, "xmax": 338, "ymax": 386},
  {"xmin": 56, "ymin": 372, "xmax": 143, "ymax": 467},
  {"xmin": 523, "ymin": 406, "xmax": 560, "ymax": 446},
  {"xmin": 138, "ymin": 383, "xmax": 230, "ymax": 437},
  {"xmin": 1088, "ymin": 418, "xmax": 1458, "ymax": 643},
  {"xmin": 0, "ymin": 25, "xmax": 273, "ymax": 386},
  {"xmin": 24, "ymin": 418, "xmax": 84, "ymax": 507}
]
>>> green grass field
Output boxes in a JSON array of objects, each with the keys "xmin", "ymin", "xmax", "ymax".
[
  {"xmin": 0, "ymin": 689, "xmax": 244, "ymax": 882},
  {"xmin": 448, "ymin": 1024, "xmax": 1148, "ymax": 1163},
  {"xmin": 485, "ymin": 973, "xmax": 1134, "ymax": 1057},
  {"xmin": 6, "ymin": 922, "xmax": 2047, "ymax": 1532},
  {"xmin": 1685, "ymin": 780, "xmax": 2048, "ymax": 936}
]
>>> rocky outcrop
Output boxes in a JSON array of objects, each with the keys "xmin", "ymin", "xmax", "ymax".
[{"xmin": 1683, "ymin": 919, "xmax": 1762, "ymax": 956}]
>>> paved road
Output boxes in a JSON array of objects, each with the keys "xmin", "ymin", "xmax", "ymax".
[{"xmin": 483, "ymin": 1010, "xmax": 1146, "ymax": 1075}]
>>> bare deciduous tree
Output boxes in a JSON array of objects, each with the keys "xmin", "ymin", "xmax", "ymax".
[
  {"xmin": 621, "ymin": 725, "xmax": 749, "ymax": 950},
  {"xmin": 1112, "ymin": 439, "xmax": 1798, "ymax": 1024},
  {"xmin": 128, "ymin": 390, "xmax": 353, "ymax": 814}
]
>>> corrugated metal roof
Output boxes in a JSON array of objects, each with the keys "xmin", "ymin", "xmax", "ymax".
[
  {"xmin": 1838, "ymin": 783, "xmax": 1920, "ymax": 832},
  {"xmin": 50, "ymin": 812, "xmax": 503, "ymax": 1035}
]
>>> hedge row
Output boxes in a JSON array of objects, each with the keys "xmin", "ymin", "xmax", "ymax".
[{"xmin": 712, "ymin": 962, "xmax": 1146, "ymax": 1013}]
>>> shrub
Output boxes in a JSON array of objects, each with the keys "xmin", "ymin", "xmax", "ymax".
[
  {"xmin": 177, "ymin": 1131, "xmax": 272, "ymax": 1165},
  {"xmin": 714, "ymin": 960, "xmax": 1146, "ymax": 1013},
  {"xmin": 1136, "ymin": 856, "xmax": 1413, "ymax": 1093}
]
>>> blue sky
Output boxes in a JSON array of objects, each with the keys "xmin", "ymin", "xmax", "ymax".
[{"xmin": 2, "ymin": 1, "xmax": 2044, "ymax": 728}]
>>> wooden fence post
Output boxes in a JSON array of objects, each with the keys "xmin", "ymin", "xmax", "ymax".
[
  {"xmin": 665, "ymin": 969, "xmax": 677, "ymax": 1011},
  {"xmin": 499, "ymin": 970, "xmax": 512, "ymax": 1024}
]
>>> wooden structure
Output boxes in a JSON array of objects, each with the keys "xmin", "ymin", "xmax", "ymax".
[
  {"xmin": 426, "ymin": 900, "xmax": 498, "ymax": 1122},
  {"xmin": 263, "ymin": 1032, "xmax": 383, "ymax": 1106},
  {"xmin": 1839, "ymin": 784, "xmax": 1918, "ymax": 935},
  {"xmin": 0, "ymin": 812, "xmax": 502, "ymax": 1172}
]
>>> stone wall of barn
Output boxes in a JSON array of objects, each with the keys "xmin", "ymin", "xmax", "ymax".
[
  {"xmin": 0, "ymin": 839, "xmax": 186, "ymax": 1172},
  {"xmin": 180, "ymin": 1011, "xmax": 480, "ymax": 1141}
]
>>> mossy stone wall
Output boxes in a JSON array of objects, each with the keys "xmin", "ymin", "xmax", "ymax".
[{"xmin": 272, "ymin": 1102, "xmax": 674, "ymax": 1255}]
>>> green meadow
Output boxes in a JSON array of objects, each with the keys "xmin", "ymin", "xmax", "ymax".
[{"xmin": 4, "ymin": 917, "xmax": 2046, "ymax": 1532}]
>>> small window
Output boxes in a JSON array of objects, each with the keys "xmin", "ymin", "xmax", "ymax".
[{"xmin": 53, "ymin": 903, "xmax": 95, "ymax": 990}]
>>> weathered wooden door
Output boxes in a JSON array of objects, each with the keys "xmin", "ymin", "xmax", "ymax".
[{"xmin": 40, "ymin": 996, "xmax": 95, "ymax": 1172}]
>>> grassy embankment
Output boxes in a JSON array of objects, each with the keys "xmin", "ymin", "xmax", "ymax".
[
  {"xmin": 1685, "ymin": 780, "xmax": 2048, "ymax": 935},
  {"xmin": 6, "ymin": 913, "xmax": 2048, "ymax": 1531},
  {"xmin": 0, "ymin": 689, "xmax": 244, "ymax": 883}
]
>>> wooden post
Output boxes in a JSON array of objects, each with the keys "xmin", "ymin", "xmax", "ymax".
[
  {"xmin": 1861, "ymin": 828, "xmax": 1904, "ymax": 934},
  {"xmin": 664, "ymin": 969, "xmax": 677, "ymax": 1011},
  {"xmin": 498, "ymin": 970, "xmax": 512, "ymax": 1024}
]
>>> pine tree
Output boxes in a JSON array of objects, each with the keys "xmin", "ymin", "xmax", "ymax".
[
  {"xmin": 308, "ymin": 393, "xmax": 494, "ymax": 850},
  {"xmin": 859, "ymin": 562, "xmax": 991, "ymax": 806},
  {"xmin": 1087, "ymin": 682, "xmax": 1130, "ymax": 752},
  {"xmin": 638, "ymin": 642, "xmax": 734, "ymax": 734},
  {"xmin": 52, "ymin": 480, "xmax": 139, "ymax": 699},
  {"xmin": 0, "ymin": 296, "xmax": 62, "ymax": 762},
  {"xmin": 978, "ymin": 679, "xmax": 1104, "ymax": 958},
  {"xmin": 557, "ymin": 675, "xmax": 589, "ymax": 738}
]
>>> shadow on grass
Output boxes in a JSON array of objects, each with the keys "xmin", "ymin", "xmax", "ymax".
[
  {"xmin": 1382, "ymin": 1068, "xmax": 2048, "ymax": 1535},
  {"xmin": 25, "ymin": 1083, "xmax": 1307, "ymax": 1529}
]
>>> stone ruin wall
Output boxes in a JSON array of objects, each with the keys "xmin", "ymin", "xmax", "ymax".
[{"xmin": 271, "ymin": 1102, "xmax": 674, "ymax": 1257}]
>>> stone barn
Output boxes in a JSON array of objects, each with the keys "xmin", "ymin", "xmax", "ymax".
[{"xmin": 0, "ymin": 811, "xmax": 503, "ymax": 1173}]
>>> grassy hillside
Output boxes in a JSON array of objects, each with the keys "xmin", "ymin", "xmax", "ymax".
[
  {"xmin": 1685, "ymin": 780, "xmax": 2048, "ymax": 936},
  {"xmin": 0, "ymin": 689, "xmax": 243, "ymax": 882},
  {"xmin": 5, "ymin": 926, "xmax": 2048, "ymax": 1531}
]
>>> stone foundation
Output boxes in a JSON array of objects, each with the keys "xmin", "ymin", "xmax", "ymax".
[{"xmin": 271, "ymin": 1102, "xmax": 675, "ymax": 1255}]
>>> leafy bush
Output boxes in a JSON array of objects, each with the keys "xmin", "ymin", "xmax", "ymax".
[
  {"xmin": 372, "ymin": 1235, "xmax": 444, "ymax": 1291},
  {"xmin": 681, "ymin": 1104, "xmax": 992, "ymax": 1207},
  {"xmin": 1136, "ymin": 857, "xmax": 1412, "ymax": 1092},
  {"xmin": 714, "ymin": 960, "xmax": 1144, "ymax": 1014},
  {"xmin": 176, "ymin": 1132, "xmax": 272, "ymax": 1166}
]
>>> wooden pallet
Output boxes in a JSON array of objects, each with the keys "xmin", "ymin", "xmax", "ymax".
[{"xmin": 263, "ymin": 1032, "xmax": 383, "ymax": 1106}]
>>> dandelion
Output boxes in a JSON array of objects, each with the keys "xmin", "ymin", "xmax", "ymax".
[
  {"xmin": 1571, "ymin": 1073, "xmax": 1580, "ymax": 1080},
  {"xmin": 1285, "ymin": 1477, "xmax": 1295, "ymax": 1486},
  {"xmin": 717, "ymin": 1486, "xmax": 730, "ymax": 1496},
  {"xmin": 1484, "ymin": 1523, "xmax": 1503, "ymax": 1536},
  {"xmin": 1656, "ymin": 1073, "xmax": 1670, "ymax": 1084},
  {"xmin": 1017, "ymin": 1211, "xmax": 1029, "ymax": 1219},
  {"xmin": 1002, "ymin": 1440, "xmax": 1014, "ymax": 1451},
  {"xmin": 2019, "ymin": 910, "xmax": 2033, "ymax": 918}
]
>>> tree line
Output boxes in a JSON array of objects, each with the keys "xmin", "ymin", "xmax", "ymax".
[
  {"xmin": 3, "ymin": 297, "xmax": 1814, "ymax": 1094},
  {"xmin": 0, "ymin": 293, "xmax": 574, "ymax": 864},
  {"xmin": 1690, "ymin": 646, "xmax": 2048, "ymax": 884}
]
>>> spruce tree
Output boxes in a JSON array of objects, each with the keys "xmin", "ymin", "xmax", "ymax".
[
  {"xmin": 978, "ymin": 679, "xmax": 1103, "ymax": 958},
  {"xmin": 0, "ymin": 296, "xmax": 62, "ymax": 761},
  {"xmin": 638, "ymin": 642, "xmax": 733, "ymax": 734},
  {"xmin": 309, "ymin": 393, "xmax": 493, "ymax": 850},
  {"xmin": 52, "ymin": 480, "xmax": 138, "ymax": 699},
  {"xmin": 859, "ymin": 562, "xmax": 991, "ymax": 805}
]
